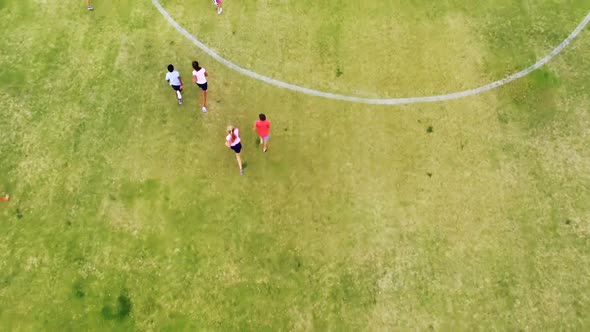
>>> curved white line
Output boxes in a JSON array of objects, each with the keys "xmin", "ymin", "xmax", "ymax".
[{"xmin": 152, "ymin": 0, "xmax": 590, "ymax": 105}]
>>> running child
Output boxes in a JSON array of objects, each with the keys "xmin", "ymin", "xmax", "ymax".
[
  {"xmin": 165, "ymin": 64, "xmax": 184, "ymax": 105},
  {"xmin": 253, "ymin": 113, "xmax": 271, "ymax": 152},
  {"xmin": 225, "ymin": 126, "xmax": 244, "ymax": 174},
  {"xmin": 213, "ymin": 0, "xmax": 223, "ymax": 15},
  {"xmin": 192, "ymin": 61, "xmax": 208, "ymax": 113},
  {"xmin": 0, "ymin": 193, "xmax": 10, "ymax": 202}
]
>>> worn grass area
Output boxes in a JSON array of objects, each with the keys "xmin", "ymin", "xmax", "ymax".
[{"xmin": 0, "ymin": 0, "xmax": 589, "ymax": 330}]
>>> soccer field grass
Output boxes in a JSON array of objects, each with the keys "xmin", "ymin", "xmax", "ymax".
[{"xmin": 1, "ymin": 0, "xmax": 590, "ymax": 330}]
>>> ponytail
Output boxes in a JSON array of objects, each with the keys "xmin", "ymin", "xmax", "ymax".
[
  {"xmin": 192, "ymin": 61, "xmax": 202, "ymax": 71},
  {"xmin": 230, "ymin": 128, "xmax": 237, "ymax": 143},
  {"xmin": 227, "ymin": 126, "xmax": 238, "ymax": 144}
]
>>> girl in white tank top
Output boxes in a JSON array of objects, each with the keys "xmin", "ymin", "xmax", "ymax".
[{"xmin": 192, "ymin": 61, "xmax": 209, "ymax": 113}]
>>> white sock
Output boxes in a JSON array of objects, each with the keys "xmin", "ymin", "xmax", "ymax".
[{"xmin": 176, "ymin": 91, "xmax": 182, "ymax": 99}]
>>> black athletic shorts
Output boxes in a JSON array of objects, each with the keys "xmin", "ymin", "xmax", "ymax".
[
  {"xmin": 197, "ymin": 82, "xmax": 208, "ymax": 91},
  {"xmin": 230, "ymin": 142, "xmax": 242, "ymax": 153},
  {"xmin": 171, "ymin": 85, "xmax": 181, "ymax": 91}
]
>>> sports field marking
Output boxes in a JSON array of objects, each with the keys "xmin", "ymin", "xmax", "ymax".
[{"xmin": 151, "ymin": 0, "xmax": 590, "ymax": 105}]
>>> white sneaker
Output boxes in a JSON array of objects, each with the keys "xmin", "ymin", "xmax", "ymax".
[
  {"xmin": 218, "ymin": 7, "xmax": 222, "ymax": 15},
  {"xmin": 201, "ymin": 106, "xmax": 207, "ymax": 113}
]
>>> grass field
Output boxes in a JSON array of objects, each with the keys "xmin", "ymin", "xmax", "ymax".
[{"xmin": 1, "ymin": 0, "xmax": 590, "ymax": 330}]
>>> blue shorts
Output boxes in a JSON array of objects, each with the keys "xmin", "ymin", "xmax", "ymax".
[{"xmin": 197, "ymin": 82, "xmax": 208, "ymax": 91}]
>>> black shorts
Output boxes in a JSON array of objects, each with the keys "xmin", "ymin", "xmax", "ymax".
[
  {"xmin": 197, "ymin": 82, "xmax": 208, "ymax": 91},
  {"xmin": 230, "ymin": 142, "xmax": 242, "ymax": 153},
  {"xmin": 171, "ymin": 85, "xmax": 182, "ymax": 91}
]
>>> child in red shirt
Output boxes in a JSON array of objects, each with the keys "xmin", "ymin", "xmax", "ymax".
[
  {"xmin": 254, "ymin": 113, "xmax": 271, "ymax": 152},
  {"xmin": 0, "ymin": 193, "xmax": 10, "ymax": 202}
]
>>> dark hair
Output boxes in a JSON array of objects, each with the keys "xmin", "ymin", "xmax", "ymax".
[
  {"xmin": 167, "ymin": 64, "xmax": 174, "ymax": 72},
  {"xmin": 259, "ymin": 114, "xmax": 266, "ymax": 121},
  {"xmin": 192, "ymin": 61, "xmax": 201, "ymax": 71}
]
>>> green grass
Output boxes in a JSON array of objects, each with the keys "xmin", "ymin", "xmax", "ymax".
[
  {"xmin": 1, "ymin": 0, "xmax": 590, "ymax": 330},
  {"xmin": 163, "ymin": 0, "xmax": 590, "ymax": 97}
]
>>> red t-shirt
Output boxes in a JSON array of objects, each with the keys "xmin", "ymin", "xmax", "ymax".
[{"xmin": 255, "ymin": 120, "xmax": 271, "ymax": 137}]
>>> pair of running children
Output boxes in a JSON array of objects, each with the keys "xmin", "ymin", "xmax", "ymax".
[
  {"xmin": 225, "ymin": 114, "xmax": 271, "ymax": 175},
  {"xmin": 165, "ymin": 61, "xmax": 209, "ymax": 113}
]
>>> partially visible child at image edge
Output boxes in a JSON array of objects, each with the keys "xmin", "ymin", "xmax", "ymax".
[
  {"xmin": 0, "ymin": 194, "xmax": 10, "ymax": 202},
  {"xmin": 214, "ymin": 0, "xmax": 223, "ymax": 15}
]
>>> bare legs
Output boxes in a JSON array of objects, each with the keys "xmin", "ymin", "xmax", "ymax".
[
  {"xmin": 235, "ymin": 153, "xmax": 243, "ymax": 173},
  {"xmin": 175, "ymin": 88, "xmax": 183, "ymax": 104},
  {"xmin": 86, "ymin": 0, "xmax": 93, "ymax": 10},
  {"xmin": 215, "ymin": 0, "xmax": 223, "ymax": 14},
  {"xmin": 258, "ymin": 137, "xmax": 268, "ymax": 152},
  {"xmin": 201, "ymin": 90, "xmax": 207, "ymax": 112}
]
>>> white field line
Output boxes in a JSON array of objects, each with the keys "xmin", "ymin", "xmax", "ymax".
[{"xmin": 151, "ymin": 0, "xmax": 590, "ymax": 106}]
